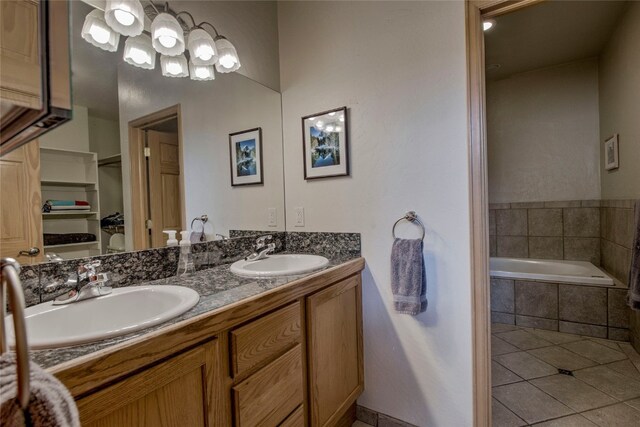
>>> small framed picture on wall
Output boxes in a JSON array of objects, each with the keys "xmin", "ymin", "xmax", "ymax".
[
  {"xmin": 302, "ymin": 106, "xmax": 349, "ymax": 180},
  {"xmin": 604, "ymin": 134, "xmax": 619, "ymax": 171},
  {"xmin": 229, "ymin": 127, "xmax": 263, "ymax": 186}
]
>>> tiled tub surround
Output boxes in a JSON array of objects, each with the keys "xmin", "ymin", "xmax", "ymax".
[
  {"xmin": 489, "ymin": 200, "xmax": 603, "ymax": 262},
  {"xmin": 18, "ymin": 231, "xmax": 360, "ymax": 308},
  {"xmin": 491, "ymin": 278, "xmax": 630, "ymax": 341}
]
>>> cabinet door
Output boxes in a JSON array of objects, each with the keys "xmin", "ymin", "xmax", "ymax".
[
  {"xmin": 0, "ymin": 141, "xmax": 43, "ymax": 263},
  {"xmin": 0, "ymin": 0, "xmax": 42, "ymax": 110},
  {"xmin": 306, "ymin": 275, "xmax": 364, "ymax": 426},
  {"xmin": 77, "ymin": 339, "xmax": 220, "ymax": 427}
]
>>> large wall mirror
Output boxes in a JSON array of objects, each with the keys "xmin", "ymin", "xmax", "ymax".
[{"xmin": 0, "ymin": 0, "xmax": 284, "ymax": 264}]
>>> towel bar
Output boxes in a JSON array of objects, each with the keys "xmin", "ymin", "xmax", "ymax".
[
  {"xmin": 392, "ymin": 211, "xmax": 425, "ymax": 240},
  {"xmin": 0, "ymin": 258, "xmax": 30, "ymax": 409}
]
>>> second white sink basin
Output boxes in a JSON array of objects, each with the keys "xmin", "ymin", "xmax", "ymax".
[
  {"xmin": 230, "ymin": 254, "xmax": 330, "ymax": 277},
  {"xmin": 5, "ymin": 285, "xmax": 199, "ymax": 349}
]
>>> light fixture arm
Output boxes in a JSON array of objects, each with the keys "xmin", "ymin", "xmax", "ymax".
[
  {"xmin": 145, "ymin": 0, "xmax": 160, "ymax": 15},
  {"xmin": 175, "ymin": 11, "xmax": 197, "ymax": 29},
  {"xmin": 197, "ymin": 21, "xmax": 220, "ymax": 38}
]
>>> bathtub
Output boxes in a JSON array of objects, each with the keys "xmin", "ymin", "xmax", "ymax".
[{"xmin": 490, "ymin": 257, "xmax": 615, "ymax": 286}]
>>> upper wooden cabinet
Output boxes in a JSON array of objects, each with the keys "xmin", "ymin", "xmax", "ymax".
[
  {"xmin": 307, "ymin": 275, "xmax": 364, "ymax": 427},
  {"xmin": 0, "ymin": 0, "xmax": 71, "ymax": 156}
]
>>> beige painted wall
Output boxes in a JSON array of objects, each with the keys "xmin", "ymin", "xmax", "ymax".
[
  {"xmin": 278, "ymin": 2, "xmax": 472, "ymax": 425},
  {"xmin": 487, "ymin": 59, "xmax": 601, "ymax": 203},
  {"xmin": 599, "ymin": 1, "xmax": 640, "ymax": 199}
]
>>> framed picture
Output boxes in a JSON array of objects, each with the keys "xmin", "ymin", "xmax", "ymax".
[
  {"xmin": 302, "ymin": 106, "xmax": 349, "ymax": 179},
  {"xmin": 229, "ymin": 127, "xmax": 263, "ymax": 186},
  {"xmin": 604, "ymin": 134, "xmax": 619, "ymax": 171}
]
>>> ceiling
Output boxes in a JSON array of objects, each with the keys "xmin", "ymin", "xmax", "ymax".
[
  {"xmin": 71, "ymin": 1, "xmax": 120, "ymax": 121},
  {"xmin": 485, "ymin": 0, "xmax": 629, "ymax": 81}
]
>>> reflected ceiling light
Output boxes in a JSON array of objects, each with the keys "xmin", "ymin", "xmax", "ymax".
[
  {"xmin": 82, "ymin": 9, "xmax": 120, "ymax": 52},
  {"xmin": 315, "ymin": 121, "xmax": 324, "ymax": 129},
  {"xmin": 152, "ymin": 13, "xmax": 185, "ymax": 55},
  {"xmin": 161, "ymin": 54, "xmax": 189, "ymax": 78},
  {"xmin": 483, "ymin": 19, "xmax": 496, "ymax": 31},
  {"xmin": 328, "ymin": 112, "xmax": 336, "ymax": 116},
  {"xmin": 339, "ymin": 115, "xmax": 345, "ymax": 122},
  {"xmin": 189, "ymin": 61, "xmax": 215, "ymax": 81},
  {"xmin": 105, "ymin": 0, "xmax": 144, "ymax": 36},
  {"xmin": 214, "ymin": 37, "xmax": 241, "ymax": 73},
  {"xmin": 326, "ymin": 125, "xmax": 335, "ymax": 132},
  {"xmin": 188, "ymin": 28, "xmax": 218, "ymax": 65},
  {"xmin": 335, "ymin": 126, "xmax": 342, "ymax": 132},
  {"xmin": 123, "ymin": 34, "xmax": 155, "ymax": 69}
]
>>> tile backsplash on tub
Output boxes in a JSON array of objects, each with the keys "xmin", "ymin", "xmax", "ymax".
[
  {"xmin": 490, "ymin": 200, "xmax": 602, "ymax": 263},
  {"xmin": 491, "ymin": 277, "xmax": 630, "ymax": 340}
]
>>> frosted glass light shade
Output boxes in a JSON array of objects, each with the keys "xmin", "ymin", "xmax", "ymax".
[
  {"xmin": 188, "ymin": 29, "xmax": 218, "ymax": 66},
  {"xmin": 214, "ymin": 37, "xmax": 241, "ymax": 73},
  {"xmin": 105, "ymin": 0, "xmax": 144, "ymax": 36},
  {"xmin": 123, "ymin": 34, "xmax": 156, "ymax": 69},
  {"xmin": 81, "ymin": 9, "xmax": 120, "ymax": 52},
  {"xmin": 161, "ymin": 55, "xmax": 189, "ymax": 78},
  {"xmin": 151, "ymin": 13, "xmax": 185, "ymax": 56},
  {"xmin": 189, "ymin": 61, "xmax": 215, "ymax": 81}
]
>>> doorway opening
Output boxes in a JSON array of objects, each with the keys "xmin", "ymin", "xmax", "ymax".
[
  {"xmin": 128, "ymin": 105, "xmax": 185, "ymax": 250},
  {"xmin": 468, "ymin": 1, "xmax": 640, "ymax": 425}
]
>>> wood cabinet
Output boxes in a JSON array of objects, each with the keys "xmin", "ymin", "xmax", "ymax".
[
  {"xmin": 77, "ymin": 339, "xmax": 223, "ymax": 427},
  {"xmin": 307, "ymin": 275, "xmax": 364, "ymax": 426},
  {"xmin": 66, "ymin": 266, "xmax": 364, "ymax": 427}
]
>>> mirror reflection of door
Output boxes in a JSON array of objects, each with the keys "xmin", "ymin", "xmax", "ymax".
[
  {"xmin": 145, "ymin": 126, "xmax": 182, "ymax": 248},
  {"xmin": 0, "ymin": 142, "xmax": 43, "ymax": 264}
]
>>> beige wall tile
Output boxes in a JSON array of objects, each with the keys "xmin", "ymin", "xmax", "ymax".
[
  {"xmin": 528, "ymin": 209, "xmax": 563, "ymax": 236},
  {"xmin": 564, "ymin": 208, "xmax": 600, "ymax": 237},
  {"xmin": 497, "ymin": 209, "xmax": 528, "ymax": 236}
]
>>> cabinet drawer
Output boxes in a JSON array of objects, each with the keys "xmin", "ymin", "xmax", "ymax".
[
  {"xmin": 232, "ymin": 344, "xmax": 303, "ymax": 427},
  {"xmin": 280, "ymin": 405, "xmax": 305, "ymax": 427},
  {"xmin": 231, "ymin": 301, "xmax": 301, "ymax": 377}
]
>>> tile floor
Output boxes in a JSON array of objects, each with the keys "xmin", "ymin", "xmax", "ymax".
[{"xmin": 492, "ymin": 322, "xmax": 640, "ymax": 426}]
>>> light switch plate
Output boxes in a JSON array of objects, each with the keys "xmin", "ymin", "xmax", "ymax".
[
  {"xmin": 267, "ymin": 208, "xmax": 277, "ymax": 227},
  {"xmin": 294, "ymin": 207, "xmax": 304, "ymax": 227}
]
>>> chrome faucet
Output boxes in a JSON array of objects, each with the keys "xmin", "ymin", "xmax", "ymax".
[
  {"xmin": 52, "ymin": 260, "xmax": 112, "ymax": 305},
  {"xmin": 245, "ymin": 235, "xmax": 276, "ymax": 261}
]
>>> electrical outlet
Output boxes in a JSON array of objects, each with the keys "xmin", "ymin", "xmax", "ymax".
[
  {"xmin": 267, "ymin": 208, "xmax": 277, "ymax": 227},
  {"xmin": 294, "ymin": 207, "xmax": 305, "ymax": 227}
]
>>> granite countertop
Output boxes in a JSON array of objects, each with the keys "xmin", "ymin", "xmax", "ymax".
[{"xmin": 34, "ymin": 253, "xmax": 359, "ymax": 370}]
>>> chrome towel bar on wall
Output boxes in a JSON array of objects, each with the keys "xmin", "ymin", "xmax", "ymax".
[{"xmin": 392, "ymin": 211, "xmax": 425, "ymax": 240}]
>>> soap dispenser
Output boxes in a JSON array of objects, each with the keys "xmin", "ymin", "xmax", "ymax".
[
  {"xmin": 177, "ymin": 230, "xmax": 196, "ymax": 276},
  {"xmin": 163, "ymin": 230, "xmax": 178, "ymax": 246}
]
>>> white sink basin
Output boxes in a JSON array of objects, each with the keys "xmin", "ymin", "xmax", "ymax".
[
  {"xmin": 230, "ymin": 254, "xmax": 330, "ymax": 277},
  {"xmin": 5, "ymin": 285, "xmax": 199, "ymax": 350}
]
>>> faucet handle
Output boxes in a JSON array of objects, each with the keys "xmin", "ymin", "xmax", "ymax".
[
  {"xmin": 79, "ymin": 260, "xmax": 101, "ymax": 280},
  {"xmin": 256, "ymin": 235, "xmax": 273, "ymax": 245}
]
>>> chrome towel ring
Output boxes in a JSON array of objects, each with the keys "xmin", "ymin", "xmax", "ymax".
[{"xmin": 392, "ymin": 211, "xmax": 425, "ymax": 240}]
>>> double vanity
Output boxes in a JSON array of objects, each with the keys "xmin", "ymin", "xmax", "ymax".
[{"xmin": 12, "ymin": 239, "xmax": 365, "ymax": 427}]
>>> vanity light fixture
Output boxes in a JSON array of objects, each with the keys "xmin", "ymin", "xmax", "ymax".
[
  {"xmin": 151, "ymin": 12, "xmax": 185, "ymax": 55},
  {"xmin": 104, "ymin": 0, "xmax": 144, "ymax": 37},
  {"xmin": 82, "ymin": 9, "xmax": 120, "ymax": 52},
  {"xmin": 214, "ymin": 36, "xmax": 241, "ymax": 73},
  {"xmin": 161, "ymin": 54, "xmax": 189, "ymax": 78},
  {"xmin": 123, "ymin": 34, "xmax": 156, "ymax": 69},
  {"xmin": 483, "ymin": 19, "xmax": 496, "ymax": 31},
  {"xmin": 82, "ymin": 1, "xmax": 241, "ymax": 82},
  {"xmin": 189, "ymin": 61, "xmax": 215, "ymax": 81},
  {"xmin": 188, "ymin": 28, "xmax": 218, "ymax": 65}
]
